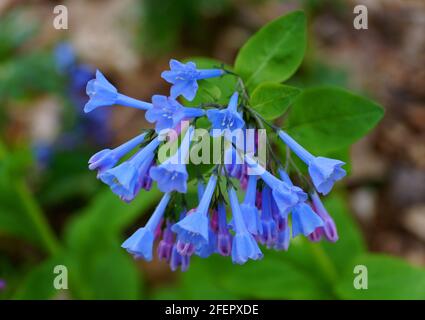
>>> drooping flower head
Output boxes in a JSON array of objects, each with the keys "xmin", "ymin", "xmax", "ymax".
[
  {"xmin": 150, "ymin": 126, "xmax": 194, "ymax": 193},
  {"xmin": 278, "ymin": 130, "xmax": 346, "ymax": 195},
  {"xmin": 145, "ymin": 95, "xmax": 204, "ymax": 133},
  {"xmin": 207, "ymin": 92, "xmax": 245, "ymax": 137},
  {"xmin": 229, "ymin": 187, "xmax": 263, "ymax": 264},
  {"xmin": 161, "ymin": 59, "xmax": 225, "ymax": 101},
  {"xmin": 85, "ymin": 70, "xmax": 152, "ymax": 113},
  {"xmin": 121, "ymin": 192, "xmax": 171, "ymax": 261},
  {"xmin": 171, "ymin": 174, "xmax": 217, "ymax": 247}
]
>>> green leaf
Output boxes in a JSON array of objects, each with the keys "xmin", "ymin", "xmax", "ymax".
[
  {"xmin": 235, "ymin": 11, "xmax": 306, "ymax": 91},
  {"xmin": 0, "ymin": 144, "xmax": 59, "ymax": 254},
  {"xmin": 220, "ymin": 251, "xmax": 332, "ymax": 299},
  {"xmin": 320, "ymin": 193, "xmax": 366, "ymax": 275},
  {"xmin": 250, "ymin": 82, "xmax": 301, "ymax": 120},
  {"xmin": 63, "ymin": 188, "xmax": 161, "ymax": 299},
  {"xmin": 85, "ymin": 250, "xmax": 142, "ymax": 299},
  {"xmin": 285, "ymin": 86, "xmax": 384, "ymax": 154},
  {"xmin": 13, "ymin": 256, "xmax": 66, "ymax": 300},
  {"xmin": 183, "ymin": 57, "xmax": 237, "ymax": 106},
  {"xmin": 335, "ymin": 254, "xmax": 425, "ymax": 299}
]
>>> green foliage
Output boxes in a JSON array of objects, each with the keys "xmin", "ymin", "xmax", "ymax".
[
  {"xmin": 336, "ymin": 254, "xmax": 425, "ymax": 299},
  {"xmin": 251, "ymin": 83, "xmax": 301, "ymax": 120},
  {"xmin": 285, "ymin": 86, "xmax": 384, "ymax": 154},
  {"xmin": 235, "ymin": 11, "xmax": 306, "ymax": 91}
]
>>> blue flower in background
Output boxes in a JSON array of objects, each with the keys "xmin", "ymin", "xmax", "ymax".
[
  {"xmin": 278, "ymin": 130, "xmax": 346, "ymax": 195},
  {"xmin": 146, "ymin": 95, "xmax": 204, "ymax": 133},
  {"xmin": 150, "ymin": 127, "xmax": 194, "ymax": 193},
  {"xmin": 171, "ymin": 174, "xmax": 217, "ymax": 247},
  {"xmin": 122, "ymin": 192, "xmax": 171, "ymax": 261},
  {"xmin": 228, "ymin": 187, "xmax": 263, "ymax": 265},
  {"xmin": 161, "ymin": 59, "xmax": 225, "ymax": 101},
  {"xmin": 207, "ymin": 92, "xmax": 245, "ymax": 137}
]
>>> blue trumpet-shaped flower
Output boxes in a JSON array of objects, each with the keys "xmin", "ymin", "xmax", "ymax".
[
  {"xmin": 216, "ymin": 202, "xmax": 232, "ymax": 256},
  {"xmin": 274, "ymin": 218, "xmax": 291, "ymax": 251},
  {"xmin": 150, "ymin": 127, "xmax": 194, "ymax": 193},
  {"xmin": 88, "ymin": 132, "xmax": 147, "ymax": 176},
  {"xmin": 245, "ymin": 156, "xmax": 306, "ymax": 216},
  {"xmin": 170, "ymin": 243, "xmax": 190, "ymax": 272},
  {"xmin": 85, "ymin": 70, "xmax": 152, "ymax": 113},
  {"xmin": 238, "ymin": 175, "xmax": 262, "ymax": 235},
  {"xmin": 157, "ymin": 220, "xmax": 174, "ymax": 262},
  {"xmin": 309, "ymin": 191, "xmax": 339, "ymax": 242},
  {"xmin": 207, "ymin": 92, "xmax": 245, "ymax": 137},
  {"xmin": 121, "ymin": 192, "xmax": 171, "ymax": 260},
  {"xmin": 292, "ymin": 203, "xmax": 324, "ymax": 238},
  {"xmin": 145, "ymin": 95, "xmax": 205, "ymax": 133},
  {"xmin": 259, "ymin": 186, "xmax": 278, "ymax": 248},
  {"xmin": 277, "ymin": 169, "xmax": 324, "ymax": 237},
  {"xmin": 229, "ymin": 187, "xmax": 263, "ymax": 265},
  {"xmin": 99, "ymin": 137, "xmax": 160, "ymax": 202},
  {"xmin": 278, "ymin": 130, "xmax": 346, "ymax": 195},
  {"xmin": 171, "ymin": 175, "xmax": 217, "ymax": 246},
  {"xmin": 161, "ymin": 59, "xmax": 225, "ymax": 101}
]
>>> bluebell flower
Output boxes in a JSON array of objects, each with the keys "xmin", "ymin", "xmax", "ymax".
[
  {"xmin": 223, "ymin": 146, "xmax": 244, "ymax": 179},
  {"xmin": 239, "ymin": 175, "xmax": 262, "ymax": 235},
  {"xmin": 161, "ymin": 59, "xmax": 225, "ymax": 101},
  {"xmin": 195, "ymin": 226, "xmax": 217, "ymax": 258},
  {"xmin": 278, "ymin": 130, "xmax": 346, "ymax": 195},
  {"xmin": 89, "ymin": 132, "xmax": 147, "ymax": 176},
  {"xmin": 171, "ymin": 174, "xmax": 217, "ymax": 246},
  {"xmin": 145, "ymin": 95, "xmax": 205, "ymax": 133},
  {"xmin": 170, "ymin": 243, "xmax": 190, "ymax": 272},
  {"xmin": 245, "ymin": 156, "xmax": 306, "ymax": 216},
  {"xmin": 228, "ymin": 187, "xmax": 263, "ymax": 264},
  {"xmin": 277, "ymin": 169, "xmax": 325, "ymax": 237},
  {"xmin": 207, "ymin": 92, "xmax": 245, "ymax": 137},
  {"xmin": 308, "ymin": 191, "xmax": 339, "ymax": 242},
  {"xmin": 292, "ymin": 203, "xmax": 324, "ymax": 238},
  {"xmin": 216, "ymin": 202, "xmax": 232, "ymax": 256},
  {"xmin": 85, "ymin": 70, "xmax": 152, "ymax": 113},
  {"xmin": 274, "ymin": 218, "xmax": 290, "ymax": 251},
  {"xmin": 99, "ymin": 137, "xmax": 160, "ymax": 202},
  {"xmin": 157, "ymin": 220, "xmax": 174, "ymax": 262},
  {"xmin": 121, "ymin": 192, "xmax": 171, "ymax": 261},
  {"xmin": 150, "ymin": 127, "xmax": 194, "ymax": 193},
  {"xmin": 54, "ymin": 42, "xmax": 76, "ymax": 73},
  {"xmin": 259, "ymin": 186, "xmax": 278, "ymax": 248}
]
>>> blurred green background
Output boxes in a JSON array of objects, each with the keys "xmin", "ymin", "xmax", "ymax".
[{"xmin": 1, "ymin": 0, "xmax": 425, "ymax": 300}]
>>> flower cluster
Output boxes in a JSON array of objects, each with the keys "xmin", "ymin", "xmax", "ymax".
[{"xmin": 84, "ymin": 59, "xmax": 346, "ymax": 271}]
